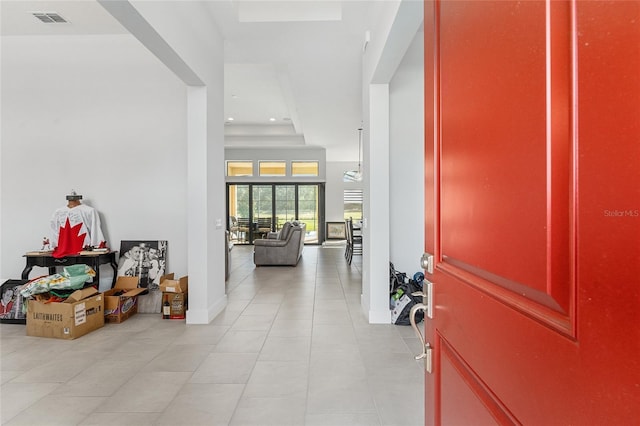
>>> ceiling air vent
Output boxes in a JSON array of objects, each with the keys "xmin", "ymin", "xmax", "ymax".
[{"xmin": 32, "ymin": 12, "xmax": 68, "ymax": 24}]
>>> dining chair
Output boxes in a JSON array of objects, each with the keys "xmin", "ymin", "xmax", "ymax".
[
  {"xmin": 345, "ymin": 218, "xmax": 362, "ymax": 265},
  {"xmin": 345, "ymin": 218, "xmax": 353, "ymax": 264},
  {"xmin": 350, "ymin": 217, "xmax": 363, "ymax": 259},
  {"xmin": 229, "ymin": 216, "xmax": 239, "ymax": 242}
]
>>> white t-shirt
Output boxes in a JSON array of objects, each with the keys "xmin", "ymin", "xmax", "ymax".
[{"xmin": 50, "ymin": 204, "xmax": 105, "ymax": 257}]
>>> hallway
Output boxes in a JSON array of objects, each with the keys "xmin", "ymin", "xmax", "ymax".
[{"xmin": 1, "ymin": 245, "xmax": 423, "ymax": 425}]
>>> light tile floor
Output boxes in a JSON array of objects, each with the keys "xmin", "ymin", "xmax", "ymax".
[{"xmin": 0, "ymin": 245, "xmax": 424, "ymax": 426}]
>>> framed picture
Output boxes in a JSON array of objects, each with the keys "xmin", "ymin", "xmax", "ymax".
[
  {"xmin": 0, "ymin": 279, "xmax": 28, "ymax": 324},
  {"xmin": 326, "ymin": 222, "xmax": 346, "ymax": 240},
  {"xmin": 117, "ymin": 241, "xmax": 167, "ymax": 291}
]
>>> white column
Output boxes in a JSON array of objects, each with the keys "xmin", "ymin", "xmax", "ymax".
[
  {"xmin": 184, "ymin": 87, "xmax": 206, "ymax": 323},
  {"xmin": 362, "ymin": 83, "xmax": 392, "ymax": 324},
  {"xmin": 185, "ymin": 84, "xmax": 227, "ymax": 324}
]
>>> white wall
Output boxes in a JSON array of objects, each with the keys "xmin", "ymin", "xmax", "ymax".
[
  {"xmin": 0, "ymin": 34, "xmax": 187, "ymax": 288},
  {"xmin": 389, "ymin": 30, "xmax": 425, "ymax": 276}
]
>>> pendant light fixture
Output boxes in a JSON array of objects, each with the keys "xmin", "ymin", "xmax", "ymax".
[{"xmin": 343, "ymin": 126, "xmax": 363, "ymax": 182}]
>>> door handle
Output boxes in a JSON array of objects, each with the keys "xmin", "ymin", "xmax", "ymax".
[
  {"xmin": 410, "ymin": 301, "xmax": 427, "ymax": 360},
  {"xmin": 409, "ymin": 301, "xmax": 433, "ymax": 372}
]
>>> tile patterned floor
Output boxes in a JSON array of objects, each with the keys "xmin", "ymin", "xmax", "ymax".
[{"xmin": 1, "ymin": 245, "xmax": 424, "ymax": 426}]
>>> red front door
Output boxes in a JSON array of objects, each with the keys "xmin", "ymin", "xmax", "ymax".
[{"xmin": 423, "ymin": 1, "xmax": 640, "ymax": 424}]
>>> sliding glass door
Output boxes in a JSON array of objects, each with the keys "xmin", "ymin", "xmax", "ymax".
[
  {"xmin": 227, "ymin": 183, "xmax": 324, "ymax": 244},
  {"xmin": 228, "ymin": 184, "xmax": 250, "ymax": 244},
  {"xmin": 297, "ymin": 185, "xmax": 319, "ymax": 244},
  {"xmin": 275, "ymin": 185, "xmax": 296, "ymax": 231},
  {"xmin": 252, "ymin": 185, "xmax": 274, "ymax": 240}
]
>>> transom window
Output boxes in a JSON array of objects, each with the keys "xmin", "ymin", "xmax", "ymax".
[
  {"xmin": 291, "ymin": 161, "xmax": 319, "ymax": 176},
  {"xmin": 227, "ymin": 161, "xmax": 253, "ymax": 177},
  {"xmin": 259, "ymin": 161, "xmax": 286, "ymax": 176}
]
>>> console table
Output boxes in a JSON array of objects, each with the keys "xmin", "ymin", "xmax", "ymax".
[{"xmin": 22, "ymin": 251, "xmax": 118, "ymax": 289}]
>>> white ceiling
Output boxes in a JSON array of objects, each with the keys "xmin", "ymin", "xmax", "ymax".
[{"xmin": 1, "ymin": 0, "xmax": 375, "ymax": 162}]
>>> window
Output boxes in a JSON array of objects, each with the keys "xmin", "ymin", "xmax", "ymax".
[
  {"xmin": 291, "ymin": 161, "xmax": 319, "ymax": 176},
  {"xmin": 275, "ymin": 185, "xmax": 296, "ymax": 229},
  {"xmin": 259, "ymin": 161, "xmax": 286, "ymax": 176},
  {"xmin": 298, "ymin": 185, "xmax": 319, "ymax": 244},
  {"xmin": 344, "ymin": 189, "xmax": 363, "ymax": 221},
  {"xmin": 226, "ymin": 183, "xmax": 324, "ymax": 245},
  {"xmin": 227, "ymin": 161, "xmax": 253, "ymax": 177}
]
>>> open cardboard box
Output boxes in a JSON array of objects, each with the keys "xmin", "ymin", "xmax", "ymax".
[
  {"xmin": 26, "ymin": 287, "xmax": 104, "ymax": 339},
  {"xmin": 159, "ymin": 276, "xmax": 188, "ymax": 294},
  {"xmin": 103, "ymin": 277, "xmax": 146, "ymax": 323}
]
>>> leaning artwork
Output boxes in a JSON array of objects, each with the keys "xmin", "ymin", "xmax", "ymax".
[
  {"xmin": 326, "ymin": 222, "xmax": 346, "ymax": 240},
  {"xmin": 117, "ymin": 241, "xmax": 167, "ymax": 291},
  {"xmin": 0, "ymin": 280, "xmax": 28, "ymax": 323}
]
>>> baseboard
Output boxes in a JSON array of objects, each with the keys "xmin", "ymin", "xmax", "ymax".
[
  {"xmin": 368, "ymin": 308, "xmax": 392, "ymax": 324},
  {"xmin": 361, "ymin": 293, "xmax": 391, "ymax": 324},
  {"xmin": 186, "ymin": 294, "xmax": 228, "ymax": 324}
]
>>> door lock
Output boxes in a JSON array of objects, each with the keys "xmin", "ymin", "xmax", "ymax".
[{"xmin": 421, "ymin": 252, "xmax": 434, "ymax": 274}]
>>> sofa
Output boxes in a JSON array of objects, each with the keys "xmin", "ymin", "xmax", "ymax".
[{"xmin": 253, "ymin": 222, "xmax": 306, "ymax": 266}]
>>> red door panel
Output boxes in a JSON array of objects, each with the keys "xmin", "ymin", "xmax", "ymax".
[
  {"xmin": 439, "ymin": 0, "xmax": 574, "ymax": 335},
  {"xmin": 440, "ymin": 343, "xmax": 502, "ymax": 426},
  {"xmin": 424, "ymin": 0, "xmax": 640, "ymax": 424}
]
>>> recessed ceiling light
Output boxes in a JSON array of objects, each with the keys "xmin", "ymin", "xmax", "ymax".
[
  {"xmin": 269, "ymin": 118, "xmax": 276, "ymax": 122},
  {"xmin": 227, "ymin": 117, "xmax": 234, "ymax": 121}
]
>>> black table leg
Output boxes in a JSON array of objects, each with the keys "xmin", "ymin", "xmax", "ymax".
[
  {"xmin": 21, "ymin": 265, "xmax": 32, "ymax": 280},
  {"xmin": 93, "ymin": 260, "xmax": 101, "ymax": 288}
]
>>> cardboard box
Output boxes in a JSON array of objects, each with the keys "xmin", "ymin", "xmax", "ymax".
[
  {"xmin": 158, "ymin": 273, "xmax": 175, "ymax": 287},
  {"xmin": 104, "ymin": 277, "xmax": 146, "ymax": 323},
  {"xmin": 159, "ymin": 276, "xmax": 188, "ymax": 294},
  {"xmin": 162, "ymin": 292, "xmax": 187, "ymax": 319},
  {"xmin": 159, "ymin": 275, "xmax": 188, "ymax": 319},
  {"xmin": 26, "ymin": 288, "xmax": 104, "ymax": 339}
]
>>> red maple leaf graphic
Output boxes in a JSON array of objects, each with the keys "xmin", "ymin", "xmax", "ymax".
[{"xmin": 53, "ymin": 218, "xmax": 87, "ymax": 258}]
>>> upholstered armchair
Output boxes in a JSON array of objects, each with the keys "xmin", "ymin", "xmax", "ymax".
[{"xmin": 253, "ymin": 222, "xmax": 306, "ymax": 266}]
